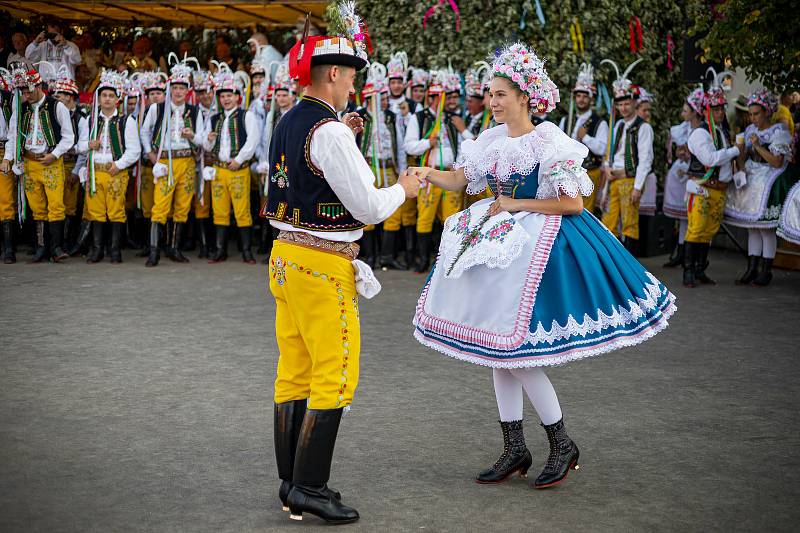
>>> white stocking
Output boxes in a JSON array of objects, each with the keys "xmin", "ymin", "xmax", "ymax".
[
  {"xmin": 747, "ymin": 229, "xmax": 763, "ymax": 256},
  {"xmin": 510, "ymin": 367, "xmax": 563, "ymax": 425},
  {"xmin": 678, "ymin": 219, "xmax": 688, "ymax": 244},
  {"xmin": 492, "ymin": 368, "xmax": 523, "ymax": 422},
  {"xmin": 761, "ymin": 228, "xmax": 777, "ymax": 259}
]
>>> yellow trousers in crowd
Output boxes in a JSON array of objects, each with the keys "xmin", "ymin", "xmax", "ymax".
[
  {"xmin": 62, "ymin": 160, "xmax": 81, "ymax": 217},
  {"xmin": 269, "ymin": 240, "xmax": 360, "ymax": 410},
  {"xmin": 212, "ymin": 165, "xmax": 251, "ymax": 227},
  {"xmin": 84, "ymin": 167, "xmax": 130, "ymax": 223},
  {"xmin": 139, "ymin": 165, "xmax": 155, "ymax": 218},
  {"xmin": 24, "ymin": 156, "xmax": 65, "ymax": 222},
  {"xmin": 685, "ymin": 187, "xmax": 726, "ymax": 244},
  {"xmin": 583, "ymin": 167, "xmax": 602, "ymax": 212},
  {"xmin": 602, "ymin": 177, "xmax": 639, "ymax": 240},
  {"xmin": 0, "ymin": 152, "xmax": 16, "ymax": 221},
  {"xmin": 151, "ymin": 157, "xmax": 195, "ymax": 224},
  {"xmin": 416, "ymin": 185, "xmax": 464, "ymax": 233},
  {"xmin": 194, "ymin": 178, "xmax": 212, "ymax": 220}
]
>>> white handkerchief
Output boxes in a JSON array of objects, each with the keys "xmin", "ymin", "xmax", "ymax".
[
  {"xmin": 78, "ymin": 166, "xmax": 88, "ymax": 184},
  {"xmin": 153, "ymin": 162, "xmax": 168, "ymax": 179},
  {"xmin": 352, "ymin": 259, "xmax": 381, "ymax": 299},
  {"xmin": 686, "ymin": 179, "xmax": 708, "ymax": 197},
  {"xmin": 733, "ymin": 170, "xmax": 747, "ymax": 189},
  {"xmin": 202, "ymin": 166, "xmax": 216, "ymax": 181}
]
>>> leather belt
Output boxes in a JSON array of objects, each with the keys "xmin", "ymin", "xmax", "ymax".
[
  {"xmin": 161, "ymin": 149, "xmax": 193, "ymax": 159},
  {"xmin": 695, "ymin": 177, "xmax": 729, "ymax": 191},
  {"xmin": 277, "ymin": 230, "xmax": 359, "ymax": 261},
  {"xmin": 24, "ymin": 150, "xmax": 54, "ymax": 161},
  {"xmin": 93, "ymin": 162, "xmax": 117, "ymax": 172}
]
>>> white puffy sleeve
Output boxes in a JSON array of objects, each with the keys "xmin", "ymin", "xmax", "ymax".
[
  {"xmin": 768, "ymin": 125, "xmax": 792, "ymax": 156},
  {"xmin": 536, "ymin": 125, "xmax": 594, "ymax": 199},
  {"xmin": 453, "ymin": 125, "xmax": 507, "ymax": 195}
]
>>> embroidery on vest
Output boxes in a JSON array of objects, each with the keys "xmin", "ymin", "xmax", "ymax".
[
  {"xmin": 271, "ymin": 153, "xmax": 289, "ymax": 188},
  {"xmin": 317, "ymin": 203, "xmax": 350, "ymax": 221}
]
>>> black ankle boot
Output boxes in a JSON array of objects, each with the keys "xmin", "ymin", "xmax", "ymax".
[
  {"xmin": 240, "ymin": 226, "xmax": 256, "ymax": 264},
  {"xmin": 69, "ymin": 221, "xmax": 92, "ymax": 256},
  {"xmin": 736, "ymin": 255, "xmax": 760, "ymax": 285},
  {"xmin": 166, "ymin": 222, "xmax": 189, "ymax": 262},
  {"xmin": 110, "ymin": 222, "xmax": 123, "ymax": 263},
  {"xmin": 145, "ymin": 222, "xmax": 161, "ymax": 267},
  {"xmin": 30, "ymin": 221, "xmax": 48, "ymax": 263},
  {"xmin": 287, "ymin": 409, "xmax": 359, "ymax": 524},
  {"xmin": 414, "ymin": 232, "xmax": 432, "ymax": 273},
  {"xmin": 196, "ymin": 218, "xmax": 210, "ymax": 258},
  {"xmin": 209, "ymin": 225, "xmax": 228, "ymax": 263},
  {"xmin": 533, "ymin": 418, "xmax": 580, "ymax": 489},
  {"xmin": 403, "ymin": 226, "xmax": 415, "ymax": 269},
  {"xmin": 624, "ymin": 237, "xmax": 638, "ymax": 256},
  {"xmin": 475, "ymin": 420, "xmax": 533, "ymax": 484},
  {"xmin": 360, "ymin": 231, "xmax": 376, "ymax": 269},
  {"xmin": 379, "ymin": 230, "xmax": 407, "ymax": 270},
  {"xmin": 663, "ymin": 243, "xmax": 684, "ymax": 268},
  {"xmin": 752, "ymin": 257, "xmax": 773, "ymax": 286},
  {"xmin": 87, "ymin": 222, "xmax": 105, "ymax": 263},
  {"xmin": 682, "ymin": 242, "xmax": 696, "ymax": 288},
  {"xmin": 694, "ymin": 243, "xmax": 716, "ymax": 285},
  {"xmin": 2, "ymin": 220, "xmax": 15, "ymax": 264}
]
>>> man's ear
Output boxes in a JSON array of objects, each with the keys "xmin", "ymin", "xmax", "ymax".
[{"xmin": 329, "ymin": 65, "xmax": 339, "ymax": 82}]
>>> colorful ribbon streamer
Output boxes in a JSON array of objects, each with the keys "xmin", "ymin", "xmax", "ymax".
[
  {"xmin": 422, "ymin": 0, "xmax": 461, "ymax": 32},
  {"xmin": 666, "ymin": 33, "xmax": 675, "ymax": 71},
  {"xmin": 534, "ymin": 0, "xmax": 546, "ymax": 27},
  {"xmin": 570, "ymin": 17, "xmax": 584, "ymax": 55},
  {"xmin": 629, "ymin": 16, "xmax": 643, "ymax": 53}
]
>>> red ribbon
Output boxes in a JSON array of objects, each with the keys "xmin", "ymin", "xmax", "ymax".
[
  {"xmin": 423, "ymin": 0, "xmax": 461, "ymax": 32},
  {"xmin": 288, "ymin": 35, "xmax": 324, "ymax": 87},
  {"xmin": 666, "ymin": 33, "xmax": 675, "ymax": 70},
  {"xmin": 359, "ymin": 21, "xmax": 374, "ymax": 55},
  {"xmin": 629, "ymin": 16, "xmax": 643, "ymax": 53}
]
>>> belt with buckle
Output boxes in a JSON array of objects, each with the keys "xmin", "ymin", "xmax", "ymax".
[{"xmin": 277, "ymin": 231, "xmax": 359, "ymax": 261}]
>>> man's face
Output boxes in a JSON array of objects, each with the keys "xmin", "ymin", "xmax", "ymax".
[
  {"xmin": 198, "ymin": 90, "xmax": 214, "ymax": 108},
  {"xmin": 275, "ymin": 90, "xmax": 292, "ymax": 109},
  {"xmin": 170, "ymin": 84, "xmax": 188, "ymax": 104},
  {"xmin": 216, "ymin": 42, "xmax": 230, "ymax": 58},
  {"xmin": 12, "ymin": 33, "xmax": 26, "ymax": 52},
  {"xmin": 252, "ymin": 73, "xmax": 265, "ymax": 88},
  {"xmin": 147, "ymin": 89, "xmax": 165, "ymax": 105},
  {"xmin": 127, "ymin": 97, "xmax": 138, "ymax": 114},
  {"xmin": 616, "ymin": 97, "xmax": 635, "ymax": 119},
  {"xmin": 330, "ymin": 65, "xmax": 356, "ymax": 112},
  {"xmin": 22, "ymin": 87, "xmax": 42, "ymax": 103},
  {"xmin": 389, "ymin": 79, "xmax": 404, "ymax": 98},
  {"xmin": 637, "ymin": 101, "xmax": 652, "ymax": 122},
  {"xmin": 574, "ymin": 91, "xmax": 592, "ymax": 111},
  {"xmin": 132, "ymin": 39, "xmax": 147, "ymax": 57},
  {"xmin": 411, "ymin": 86, "xmax": 425, "ymax": 103},
  {"xmin": 711, "ymin": 105, "xmax": 726, "ymax": 125},
  {"xmin": 219, "ymin": 91, "xmax": 239, "ymax": 110},
  {"xmin": 54, "ymin": 92, "xmax": 76, "ymax": 108},
  {"xmin": 47, "ymin": 25, "xmax": 61, "ymax": 37},
  {"xmin": 466, "ymin": 96, "xmax": 484, "ymax": 116},
  {"xmin": 445, "ymin": 92, "xmax": 460, "ymax": 112},
  {"xmin": 99, "ymin": 89, "xmax": 119, "ymax": 112}
]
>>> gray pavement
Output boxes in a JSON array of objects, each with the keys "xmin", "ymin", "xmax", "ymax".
[{"xmin": 1, "ymin": 249, "xmax": 799, "ymax": 532}]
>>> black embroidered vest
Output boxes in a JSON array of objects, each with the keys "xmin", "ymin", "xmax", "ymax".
[
  {"xmin": 210, "ymin": 108, "xmax": 248, "ymax": 162},
  {"xmin": 360, "ymin": 108, "xmax": 398, "ymax": 168},
  {"xmin": 21, "ymin": 96, "xmax": 62, "ymax": 148},
  {"xmin": 611, "ymin": 116, "xmax": 645, "ymax": 177},
  {"xmin": 688, "ymin": 122, "xmax": 726, "ymax": 180},
  {"xmin": 580, "ymin": 111, "xmax": 604, "ymax": 170},
  {"xmin": 407, "ymin": 108, "xmax": 459, "ymax": 166},
  {"xmin": 152, "ymin": 102, "xmax": 198, "ymax": 149},
  {"xmin": 261, "ymin": 96, "xmax": 365, "ymax": 232},
  {"xmin": 93, "ymin": 113, "xmax": 128, "ymax": 161}
]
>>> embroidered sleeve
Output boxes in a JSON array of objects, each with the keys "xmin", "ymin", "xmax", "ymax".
[
  {"xmin": 536, "ymin": 127, "xmax": 592, "ymax": 199},
  {"xmin": 768, "ymin": 125, "xmax": 792, "ymax": 156}
]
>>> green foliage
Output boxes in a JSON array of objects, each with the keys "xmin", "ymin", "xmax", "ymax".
[{"xmin": 687, "ymin": 0, "xmax": 799, "ymax": 91}]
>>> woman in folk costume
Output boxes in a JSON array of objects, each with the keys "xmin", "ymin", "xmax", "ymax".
[
  {"xmin": 725, "ymin": 89, "xmax": 795, "ymax": 286},
  {"xmin": 559, "ymin": 63, "xmax": 608, "ymax": 213},
  {"xmin": 777, "ymin": 134, "xmax": 800, "ymax": 245},
  {"xmin": 263, "ymin": 3, "xmax": 422, "ymax": 524},
  {"xmin": 410, "ymin": 43, "xmax": 676, "ymax": 489}
]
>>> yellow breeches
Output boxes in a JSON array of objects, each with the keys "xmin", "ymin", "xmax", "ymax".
[
  {"xmin": 417, "ymin": 185, "xmax": 464, "ymax": 233},
  {"xmin": 151, "ymin": 157, "xmax": 195, "ymax": 224},
  {"xmin": 194, "ymin": 177, "xmax": 212, "ymax": 219},
  {"xmin": 0, "ymin": 163, "xmax": 16, "ymax": 221},
  {"xmin": 685, "ymin": 187, "xmax": 726, "ymax": 244},
  {"xmin": 583, "ymin": 167, "xmax": 603, "ymax": 212},
  {"xmin": 269, "ymin": 241, "xmax": 360, "ymax": 410},
  {"xmin": 85, "ymin": 168, "xmax": 130, "ymax": 223},
  {"xmin": 24, "ymin": 157, "xmax": 65, "ymax": 222},
  {"xmin": 62, "ymin": 160, "xmax": 80, "ymax": 217},
  {"xmin": 601, "ymin": 177, "xmax": 639, "ymax": 240},
  {"xmin": 211, "ymin": 165, "xmax": 252, "ymax": 227},
  {"xmin": 140, "ymin": 165, "xmax": 155, "ymax": 218}
]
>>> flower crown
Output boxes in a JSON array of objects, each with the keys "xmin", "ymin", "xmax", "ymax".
[
  {"xmin": 490, "ymin": 43, "xmax": 559, "ymax": 113},
  {"xmin": 686, "ymin": 87, "xmax": 706, "ymax": 115},
  {"xmin": 747, "ymin": 88, "xmax": 778, "ymax": 116}
]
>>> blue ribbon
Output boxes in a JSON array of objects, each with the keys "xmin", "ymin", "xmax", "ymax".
[{"xmin": 534, "ymin": 0, "xmax": 546, "ymax": 27}]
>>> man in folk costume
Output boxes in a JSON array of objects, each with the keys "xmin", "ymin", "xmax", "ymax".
[
  {"xmin": 140, "ymin": 55, "xmax": 205, "ymax": 267},
  {"xmin": 79, "ymin": 70, "xmax": 141, "ymax": 263},
  {"xmin": 359, "ymin": 62, "xmax": 407, "ymax": 270},
  {"xmin": 403, "ymin": 69, "xmax": 473, "ymax": 273},
  {"xmin": 2, "ymin": 64, "xmax": 75, "ymax": 262},
  {"xmin": 559, "ymin": 63, "xmax": 608, "ymax": 212},
  {"xmin": 599, "ymin": 58, "xmax": 653, "ymax": 253},
  {"xmin": 684, "ymin": 77, "xmax": 740, "ymax": 288},
  {"xmin": 202, "ymin": 66, "xmax": 260, "ymax": 264},
  {"xmin": 631, "ymin": 86, "xmax": 658, "ymax": 217},
  {"xmin": 407, "ymin": 67, "xmax": 428, "ymax": 114},
  {"xmin": 262, "ymin": 6, "xmax": 422, "ymax": 523},
  {"xmin": 386, "ymin": 51, "xmax": 417, "ymax": 121},
  {"xmin": 193, "ymin": 69, "xmax": 215, "ymax": 258},
  {"xmin": 0, "ymin": 67, "xmax": 16, "ymax": 263}
]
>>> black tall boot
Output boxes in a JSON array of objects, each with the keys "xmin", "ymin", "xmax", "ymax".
[
  {"xmin": 360, "ymin": 230, "xmax": 376, "ymax": 269},
  {"xmin": 87, "ymin": 222, "xmax": 105, "ymax": 263},
  {"xmin": 124, "ymin": 213, "xmax": 141, "ymax": 249},
  {"xmin": 287, "ymin": 409, "xmax": 359, "ymax": 524},
  {"xmin": 182, "ymin": 214, "xmax": 196, "ymax": 251},
  {"xmin": 379, "ymin": 230, "xmax": 406, "ymax": 270},
  {"xmin": 662, "ymin": 243, "xmax": 684, "ymax": 268},
  {"xmin": 475, "ymin": 420, "xmax": 533, "ymax": 484},
  {"xmin": 62, "ymin": 216, "xmax": 72, "ymax": 250},
  {"xmin": 694, "ymin": 243, "xmax": 716, "ymax": 285},
  {"xmin": 752, "ymin": 257, "xmax": 773, "ymax": 287},
  {"xmin": 275, "ymin": 400, "xmax": 309, "ymax": 512},
  {"xmin": 137, "ymin": 218, "xmax": 152, "ymax": 257},
  {"xmin": 209, "ymin": 225, "xmax": 228, "ymax": 263},
  {"xmin": 196, "ymin": 218, "xmax": 210, "ymax": 259},
  {"xmin": 30, "ymin": 221, "xmax": 48, "ymax": 263},
  {"xmin": 145, "ymin": 221, "xmax": 160, "ymax": 267},
  {"xmin": 624, "ymin": 236, "xmax": 638, "ymax": 256},
  {"xmin": 736, "ymin": 255, "xmax": 760, "ymax": 285},
  {"xmin": 2, "ymin": 220, "xmax": 15, "ymax": 264},
  {"xmin": 414, "ymin": 232, "xmax": 432, "ymax": 274},
  {"xmin": 69, "ymin": 220, "xmax": 92, "ymax": 256},
  {"xmin": 240, "ymin": 226, "xmax": 256, "ymax": 264},
  {"xmin": 403, "ymin": 226, "xmax": 416, "ymax": 269},
  {"xmin": 682, "ymin": 242, "xmax": 696, "ymax": 288},
  {"xmin": 165, "ymin": 222, "xmax": 189, "ymax": 263},
  {"xmin": 110, "ymin": 222, "xmax": 123, "ymax": 264},
  {"xmin": 49, "ymin": 220, "xmax": 68, "ymax": 262},
  {"xmin": 532, "ymin": 418, "xmax": 580, "ymax": 489}
]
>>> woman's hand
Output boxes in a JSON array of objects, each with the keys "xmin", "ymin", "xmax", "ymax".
[
  {"xmin": 487, "ymin": 195, "xmax": 517, "ymax": 216},
  {"xmin": 407, "ymin": 166, "xmax": 432, "ymax": 185},
  {"xmin": 749, "ymin": 134, "xmax": 760, "ymax": 147}
]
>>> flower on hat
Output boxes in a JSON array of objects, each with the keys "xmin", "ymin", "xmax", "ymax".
[
  {"xmin": 489, "ymin": 42, "xmax": 559, "ymax": 112},
  {"xmin": 747, "ymin": 88, "xmax": 778, "ymax": 116},
  {"xmin": 686, "ymin": 87, "xmax": 707, "ymax": 115}
]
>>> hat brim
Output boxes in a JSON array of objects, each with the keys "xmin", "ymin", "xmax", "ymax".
[{"xmin": 311, "ymin": 54, "xmax": 368, "ymax": 72}]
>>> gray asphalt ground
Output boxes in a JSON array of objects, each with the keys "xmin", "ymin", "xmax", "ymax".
[{"xmin": 1, "ymin": 248, "xmax": 799, "ymax": 532}]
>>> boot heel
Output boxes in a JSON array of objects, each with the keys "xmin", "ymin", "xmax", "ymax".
[
  {"xmin": 282, "ymin": 506, "xmax": 289, "ymax": 512},
  {"xmin": 289, "ymin": 512, "xmax": 303, "ymax": 521}
]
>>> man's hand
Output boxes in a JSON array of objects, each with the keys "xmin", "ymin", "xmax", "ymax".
[
  {"xmin": 67, "ymin": 172, "xmax": 79, "ymax": 185},
  {"xmin": 41, "ymin": 153, "xmax": 56, "ymax": 166},
  {"xmin": 630, "ymin": 187, "xmax": 642, "ymax": 204},
  {"xmin": 397, "ymin": 170, "xmax": 424, "ymax": 199},
  {"xmin": 602, "ymin": 166, "xmax": 613, "ymax": 182},
  {"xmin": 35, "ymin": 31, "xmax": 46, "ymax": 44},
  {"xmin": 53, "ymin": 33, "xmax": 65, "ymax": 46},
  {"xmin": 577, "ymin": 126, "xmax": 588, "ymax": 140},
  {"xmin": 428, "ymin": 136, "xmax": 438, "ymax": 151},
  {"xmin": 147, "ymin": 152, "xmax": 158, "ymax": 165},
  {"xmin": 207, "ymin": 132, "xmax": 217, "ymax": 144},
  {"xmin": 88, "ymin": 139, "xmax": 102, "ymax": 151},
  {"xmin": 181, "ymin": 127, "xmax": 195, "ymax": 140},
  {"xmin": 0, "ymin": 160, "xmax": 10, "ymax": 174},
  {"xmin": 108, "ymin": 163, "xmax": 120, "ymax": 176},
  {"xmin": 451, "ymin": 116, "xmax": 466, "ymax": 133},
  {"xmin": 227, "ymin": 160, "xmax": 241, "ymax": 171},
  {"xmin": 749, "ymin": 134, "xmax": 760, "ymax": 147},
  {"xmin": 341, "ymin": 112, "xmax": 364, "ymax": 135},
  {"xmin": 487, "ymin": 195, "xmax": 518, "ymax": 216}
]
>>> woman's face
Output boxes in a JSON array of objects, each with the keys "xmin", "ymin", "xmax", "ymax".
[
  {"xmin": 680, "ymin": 103, "xmax": 693, "ymax": 123},
  {"xmin": 748, "ymin": 104, "xmax": 768, "ymax": 127},
  {"xmin": 489, "ymin": 77, "xmax": 528, "ymax": 124}
]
